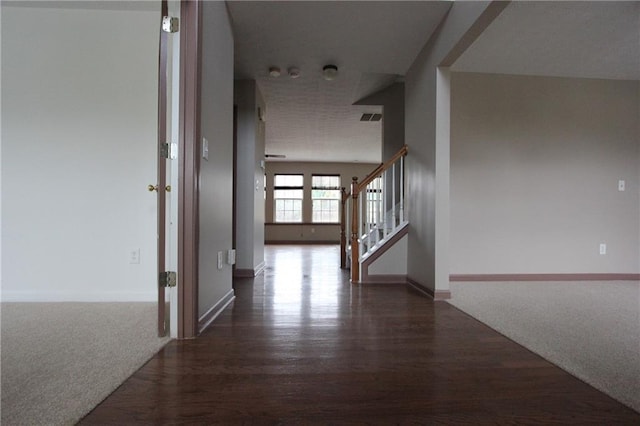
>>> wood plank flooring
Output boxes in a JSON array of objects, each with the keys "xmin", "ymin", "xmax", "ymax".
[{"xmin": 81, "ymin": 245, "xmax": 640, "ymax": 424}]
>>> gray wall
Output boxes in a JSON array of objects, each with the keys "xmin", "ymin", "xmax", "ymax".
[
  {"xmin": 355, "ymin": 82, "xmax": 405, "ymax": 161},
  {"xmin": 451, "ymin": 72, "xmax": 640, "ymax": 274},
  {"xmin": 198, "ymin": 2, "xmax": 235, "ymax": 317},
  {"xmin": 234, "ymin": 80, "xmax": 266, "ymax": 273},
  {"xmin": 405, "ymin": 1, "xmax": 493, "ymax": 294},
  {"xmin": 2, "ymin": 3, "xmax": 160, "ymax": 301}
]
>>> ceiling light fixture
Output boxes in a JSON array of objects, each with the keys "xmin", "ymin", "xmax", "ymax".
[
  {"xmin": 269, "ymin": 66, "xmax": 281, "ymax": 77},
  {"xmin": 322, "ymin": 64, "xmax": 338, "ymax": 81},
  {"xmin": 288, "ymin": 67, "xmax": 301, "ymax": 79}
]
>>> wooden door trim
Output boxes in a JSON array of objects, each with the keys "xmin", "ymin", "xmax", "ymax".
[
  {"xmin": 156, "ymin": 0, "xmax": 169, "ymax": 337},
  {"xmin": 232, "ymin": 105, "xmax": 238, "ymax": 273},
  {"xmin": 178, "ymin": 0, "xmax": 201, "ymax": 339}
]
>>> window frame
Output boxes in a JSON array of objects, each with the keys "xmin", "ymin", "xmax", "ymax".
[
  {"xmin": 273, "ymin": 174, "xmax": 304, "ymax": 223},
  {"xmin": 311, "ymin": 175, "xmax": 341, "ymax": 224}
]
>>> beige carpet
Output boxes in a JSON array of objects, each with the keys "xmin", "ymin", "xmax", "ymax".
[
  {"xmin": 447, "ymin": 281, "xmax": 640, "ymax": 413},
  {"xmin": 1, "ymin": 302, "xmax": 170, "ymax": 425}
]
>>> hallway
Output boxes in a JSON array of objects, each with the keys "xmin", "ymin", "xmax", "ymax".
[{"xmin": 82, "ymin": 245, "xmax": 639, "ymax": 424}]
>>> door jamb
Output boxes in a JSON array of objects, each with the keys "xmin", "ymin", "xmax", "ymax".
[{"xmin": 177, "ymin": 0, "xmax": 201, "ymax": 339}]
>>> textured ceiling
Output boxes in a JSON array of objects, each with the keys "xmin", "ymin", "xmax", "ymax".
[
  {"xmin": 3, "ymin": 1, "xmax": 159, "ymax": 11},
  {"xmin": 452, "ymin": 1, "xmax": 640, "ymax": 81},
  {"xmin": 228, "ymin": 1, "xmax": 639, "ymax": 164},
  {"xmin": 227, "ymin": 1, "xmax": 452, "ymax": 163}
]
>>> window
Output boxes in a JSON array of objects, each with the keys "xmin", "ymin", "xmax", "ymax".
[
  {"xmin": 274, "ymin": 174, "xmax": 303, "ymax": 222},
  {"xmin": 366, "ymin": 176, "xmax": 383, "ymax": 224},
  {"xmin": 312, "ymin": 175, "xmax": 341, "ymax": 223}
]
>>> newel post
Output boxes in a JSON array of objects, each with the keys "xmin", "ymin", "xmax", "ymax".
[
  {"xmin": 340, "ymin": 187, "xmax": 347, "ymax": 269},
  {"xmin": 350, "ymin": 177, "xmax": 360, "ymax": 283}
]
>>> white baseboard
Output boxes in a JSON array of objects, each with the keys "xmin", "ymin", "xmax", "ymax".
[{"xmin": 198, "ymin": 289, "xmax": 235, "ymax": 334}]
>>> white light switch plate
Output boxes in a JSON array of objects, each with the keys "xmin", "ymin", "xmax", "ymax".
[
  {"xmin": 227, "ymin": 249, "xmax": 236, "ymax": 265},
  {"xmin": 618, "ymin": 180, "xmax": 625, "ymax": 191},
  {"xmin": 217, "ymin": 251, "xmax": 224, "ymax": 269},
  {"xmin": 202, "ymin": 138, "xmax": 209, "ymax": 161}
]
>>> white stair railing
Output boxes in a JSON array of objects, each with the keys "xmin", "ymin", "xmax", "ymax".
[{"xmin": 340, "ymin": 145, "xmax": 408, "ymax": 282}]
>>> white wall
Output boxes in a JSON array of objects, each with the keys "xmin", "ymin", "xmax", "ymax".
[
  {"xmin": 367, "ymin": 234, "xmax": 408, "ymax": 276},
  {"xmin": 451, "ymin": 73, "xmax": 640, "ymax": 274},
  {"xmin": 404, "ymin": 1, "xmax": 494, "ymax": 295},
  {"xmin": 234, "ymin": 80, "xmax": 265, "ymax": 274},
  {"xmin": 198, "ymin": 1, "xmax": 235, "ymax": 317},
  {"xmin": 2, "ymin": 4, "xmax": 159, "ymax": 301}
]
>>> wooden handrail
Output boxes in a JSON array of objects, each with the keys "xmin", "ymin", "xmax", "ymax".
[
  {"xmin": 350, "ymin": 177, "xmax": 360, "ymax": 282},
  {"xmin": 340, "ymin": 187, "xmax": 347, "ymax": 269},
  {"xmin": 356, "ymin": 145, "xmax": 407, "ymax": 193}
]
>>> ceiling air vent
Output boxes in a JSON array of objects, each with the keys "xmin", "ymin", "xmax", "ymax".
[{"xmin": 360, "ymin": 113, "xmax": 382, "ymax": 122}]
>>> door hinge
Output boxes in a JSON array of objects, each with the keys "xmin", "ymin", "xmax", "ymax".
[
  {"xmin": 160, "ymin": 143, "xmax": 169, "ymax": 159},
  {"xmin": 160, "ymin": 271, "xmax": 177, "ymax": 288},
  {"xmin": 162, "ymin": 16, "xmax": 179, "ymax": 33}
]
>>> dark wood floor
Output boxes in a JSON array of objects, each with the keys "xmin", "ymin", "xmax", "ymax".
[{"xmin": 82, "ymin": 245, "xmax": 639, "ymax": 424}]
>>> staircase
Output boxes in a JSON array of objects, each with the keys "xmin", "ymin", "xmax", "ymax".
[{"xmin": 340, "ymin": 145, "xmax": 408, "ymax": 283}]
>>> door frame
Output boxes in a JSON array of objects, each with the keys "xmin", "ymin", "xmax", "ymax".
[
  {"xmin": 157, "ymin": 0, "xmax": 169, "ymax": 337},
  {"xmin": 177, "ymin": 0, "xmax": 201, "ymax": 339}
]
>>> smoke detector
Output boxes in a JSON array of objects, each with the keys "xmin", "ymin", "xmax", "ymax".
[{"xmin": 288, "ymin": 67, "xmax": 301, "ymax": 79}]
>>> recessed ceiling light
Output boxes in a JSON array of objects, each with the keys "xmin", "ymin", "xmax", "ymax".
[
  {"xmin": 322, "ymin": 64, "xmax": 338, "ymax": 81},
  {"xmin": 288, "ymin": 67, "xmax": 301, "ymax": 79},
  {"xmin": 269, "ymin": 67, "xmax": 281, "ymax": 77}
]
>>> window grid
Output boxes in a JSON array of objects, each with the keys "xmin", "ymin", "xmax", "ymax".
[
  {"xmin": 274, "ymin": 174, "xmax": 303, "ymax": 223},
  {"xmin": 312, "ymin": 175, "xmax": 341, "ymax": 223},
  {"xmin": 366, "ymin": 177, "xmax": 383, "ymax": 224}
]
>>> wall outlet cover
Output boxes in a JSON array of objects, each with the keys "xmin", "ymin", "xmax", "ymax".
[{"xmin": 129, "ymin": 248, "xmax": 140, "ymax": 264}]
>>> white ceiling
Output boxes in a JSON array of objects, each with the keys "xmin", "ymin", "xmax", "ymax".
[
  {"xmin": 228, "ymin": 1, "xmax": 640, "ymax": 164},
  {"xmin": 452, "ymin": 1, "xmax": 640, "ymax": 81},
  {"xmin": 227, "ymin": 1, "xmax": 452, "ymax": 163}
]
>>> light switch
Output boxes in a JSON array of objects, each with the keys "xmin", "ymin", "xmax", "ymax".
[
  {"xmin": 227, "ymin": 249, "xmax": 236, "ymax": 265},
  {"xmin": 217, "ymin": 251, "xmax": 224, "ymax": 269},
  {"xmin": 202, "ymin": 138, "xmax": 209, "ymax": 161},
  {"xmin": 618, "ymin": 180, "xmax": 625, "ymax": 191}
]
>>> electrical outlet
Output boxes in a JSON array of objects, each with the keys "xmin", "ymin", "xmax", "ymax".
[
  {"xmin": 217, "ymin": 251, "xmax": 224, "ymax": 269},
  {"xmin": 129, "ymin": 248, "xmax": 140, "ymax": 264},
  {"xmin": 599, "ymin": 243, "xmax": 607, "ymax": 255},
  {"xmin": 618, "ymin": 180, "xmax": 625, "ymax": 191}
]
